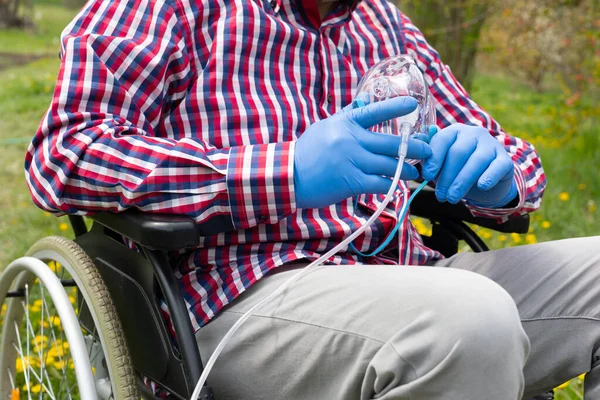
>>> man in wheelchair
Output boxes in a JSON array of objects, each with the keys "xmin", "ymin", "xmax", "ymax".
[{"xmin": 15, "ymin": 0, "xmax": 600, "ymax": 399}]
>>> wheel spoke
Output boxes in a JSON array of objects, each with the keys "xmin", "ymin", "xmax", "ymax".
[
  {"xmin": 41, "ymin": 291, "xmax": 72, "ymax": 399},
  {"xmin": 58, "ymin": 318, "xmax": 73, "ymax": 400},
  {"xmin": 13, "ymin": 283, "xmax": 59, "ymax": 400},
  {"xmin": 39, "ymin": 281, "xmax": 46, "ymax": 396},
  {"xmin": 88, "ymin": 322, "xmax": 100, "ymax": 364},
  {"xmin": 25, "ymin": 285, "xmax": 31, "ymax": 396},
  {"xmin": 7, "ymin": 364, "xmax": 15, "ymax": 389},
  {"xmin": 14, "ymin": 313, "xmax": 33, "ymax": 400},
  {"xmin": 11, "ymin": 335, "xmax": 55, "ymax": 399},
  {"xmin": 37, "ymin": 280, "xmax": 57, "ymax": 399}
]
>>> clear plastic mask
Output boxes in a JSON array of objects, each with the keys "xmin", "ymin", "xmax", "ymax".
[{"xmin": 354, "ymin": 55, "xmax": 436, "ymax": 138}]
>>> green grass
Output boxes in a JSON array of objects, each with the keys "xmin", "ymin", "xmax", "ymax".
[
  {"xmin": 468, "ymin": 74, "xmax": 599, "ymax": 248},
  {"xmin": 0, "ymin": 1, "xmax": 79, "ymax": 270},
  {"xmin": 0, "ymin": 3, "xmax": 597, "ymax": 397}
]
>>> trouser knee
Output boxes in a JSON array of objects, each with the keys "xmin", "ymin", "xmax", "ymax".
[
  {"xmin": 388, "ymin": 269, "xmax": 530, "ymax": 375},
  {"xmin": 365, "ymin": 270, "xmax": 529, "ymax": 399},
  {"xmin": 437, "ymin": 270, "xmax": 529, "ymax": 362}
]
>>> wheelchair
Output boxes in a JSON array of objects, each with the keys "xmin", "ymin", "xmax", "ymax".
[{"xmin": 0, "ymin": 187, "xmax": 555, "ymax": 400}]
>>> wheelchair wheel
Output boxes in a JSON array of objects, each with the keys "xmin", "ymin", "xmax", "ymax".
[{"xmin": 0, "ymin": 236, "xmax": 138, "ymax": 399}]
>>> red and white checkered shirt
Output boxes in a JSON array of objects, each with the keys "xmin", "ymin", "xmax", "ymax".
[{"xmin": 25, "ymin": 0, "xmax": 546, "ymax": 329}]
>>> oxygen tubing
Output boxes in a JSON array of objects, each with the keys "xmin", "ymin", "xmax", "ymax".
[{"xmin": 190, "ymin": 122, "xmax": 414, "ymax": 399}]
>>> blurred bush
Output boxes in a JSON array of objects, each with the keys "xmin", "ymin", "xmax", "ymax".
[
  {"xmin": 479, "ymin": 0, "xmax": 599, "ymax": 95},
  {"xmin": 396, "ymin": 0, "xmax": 499, "ymax": 91},
  {"xmin": 478, "ymin": 0, "xmax": 599, "ymax": 149},
  {"xmin": 0, "ymin": 0, "xmax": 33, "ymax": 29}
]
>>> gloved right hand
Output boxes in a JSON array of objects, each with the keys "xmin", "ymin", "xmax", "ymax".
[{"xmin": 294, "ymin": 96, "xmax": 433, "ymax": 209}]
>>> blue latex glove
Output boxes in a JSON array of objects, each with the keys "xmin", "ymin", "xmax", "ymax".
[
  {"xmin": 294, "ymin": 97, "xmax": 433, "ymax": 209},
  {"xmin": 421, "ymin": 123, "xmax": 518, "ymax": 208}
]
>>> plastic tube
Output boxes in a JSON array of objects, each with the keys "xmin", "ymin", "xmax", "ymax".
[{"xmin": 190, "ymin": 122, "xmax": 414, "ymax": 399}]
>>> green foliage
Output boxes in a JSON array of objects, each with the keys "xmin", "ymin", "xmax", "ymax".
[
  {"xmin": 395, "ymin": 0, "xmax": 497, "ymax": 91},
  {"xmin": 479, "ymin": 0, "xmax": 600, "ymax": 94},
  {"xmin": 0, "ymin": 0, "xmax": 33, "ymax": 29}
]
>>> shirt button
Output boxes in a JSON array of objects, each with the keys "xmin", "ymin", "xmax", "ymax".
[
  {"xmin": 270, "ymin": 0, "xmax": 276, "ymax": 8},
  {"xmin": 258, "ymin": 216, "xmax": 268, "ymax": 223},
  {"xmin": 327, "ymin": 93, "xmax": 333, "ymax": 103}
]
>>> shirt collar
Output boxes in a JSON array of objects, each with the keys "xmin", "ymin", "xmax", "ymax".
[{"xmin": 273, "ymin": 0, "xmax": 360, "ymax": 28}]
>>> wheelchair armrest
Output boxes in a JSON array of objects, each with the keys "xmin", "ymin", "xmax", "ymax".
[
  {"xmin": 90, "ymin": 210, "xmax": 234, "ymax": 251},
  {"xmin": 410, "ymin": 188, "xmax": 530, "ymax": 234}
]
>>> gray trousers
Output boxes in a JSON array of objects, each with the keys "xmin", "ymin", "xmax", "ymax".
[{"xmin": 196, "ymin": 236, "xmax": 600, "ymax": 399}]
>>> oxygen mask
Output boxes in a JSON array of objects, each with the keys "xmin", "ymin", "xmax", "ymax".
[{"xmin": 354, "ymin": 54, "xmax": 436, "ymax": 143}]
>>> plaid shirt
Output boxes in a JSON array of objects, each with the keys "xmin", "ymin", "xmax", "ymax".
[{"xmin": 25, "ymin": 0, "xmax": 546, "ymax": 330}]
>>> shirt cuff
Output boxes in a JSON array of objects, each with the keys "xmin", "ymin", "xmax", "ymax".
[
  {"xmin": 464, "ymin": 165, "xmax": 527, "ymax": 221},
  {"xmin": 226, "ymin": 142, "xmax": 296, "ymax": 230}
]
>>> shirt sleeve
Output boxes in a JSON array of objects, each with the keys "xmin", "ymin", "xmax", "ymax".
[
  {"xmin": 398, "ymin": 12, "xmax": 546, "ymax": 221},
  {"xmin": 24, "ymin": 0, "xmax": 296, "ymax": 231}
]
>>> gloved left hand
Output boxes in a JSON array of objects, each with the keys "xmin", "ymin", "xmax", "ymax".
[{"xmin": 421, "ymin": 123, "xmax": 518, "ymax": 208}]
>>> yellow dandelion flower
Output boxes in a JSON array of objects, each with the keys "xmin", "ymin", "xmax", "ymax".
[
  {"xmin": 578, "ymin": 183, "xmax": 586, "ymax": 190},
  {"xmin": 42, "ymin": 321, "xmax": 49, "ymax": 328},
  {"xmin": 53, "ymin": 360, "xmax": 65, "ymax": 370},
  {"xmin": 588, "ymin": 200, "xmax": 597, "ymax": 213},
  {"xmin": 58, "ymin": 222, "xmax": 69, "ymax": 231},
  {"xmin": 30, "ymin": 384, "xmax": 44, "ymax": 394},
  {"xmin": 556, "ymin": 380, "xmax": 570, "ymax": 389},
  {"xmin": 541, "ymin": 221, "xmax": 551, "ymax": 229},
  {"xmin": 31, "ymin": 335, "xmax": 48, "ymax": 347},
  {"xmin": 416, "ymin": 225, "xmax": 428, "ymax": 235},
  {"xmin": 15, "ymin": 356, "xmax": 37, "ymax": 373},
  {"xmin": 49, "ymin": 346, "xmax": 64, "ymax": 358},
  {"xmin": 511, "ymin": 233, "xmax": 522, "ymax": 244},
  {"xmin": 43, "ymin": 212, "xmax": 51, "ymax": 217},
  {"xmin": 558, "ymin": 192, "xmax": 569, "ymax": 201},
  {"xmin": 498, "ymin": 235, "xmax": 507, "ymax": 242},
  {"xmin": 525, "ymin": 234, "xmax": 537, "ymax": 245},
  {"xmin": 29, "ymin": 305, "xmax": 41, "ymax": 313},
  {"xmin": 52, "ymin": 317, "xmax": 61, "ymax": 327},
  {"xmin": 1, "ymin": 304, "xmax": 6, "ymax": 315},
  {"xmin": 480, "ymin": 230, "xmax": 493, "ymax": 240},
  {"xmin": 33, "ymin": 299, "xmax": 42, "ymax": 307},
  {"xmin": 68, "ymin": 296, "xmax": 76, "ymax": 304}
]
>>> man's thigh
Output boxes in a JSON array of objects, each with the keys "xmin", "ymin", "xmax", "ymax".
[
  {"xmin": 196, "ymin": 264, "xmax": 525, "ymax": 400},
  {"xmin": 433, "ymin": 235, "xmax": 600, "ymax": 397}
]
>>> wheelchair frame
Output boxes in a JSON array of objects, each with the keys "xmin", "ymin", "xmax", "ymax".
[{"xmin": 64, "ymin": 188, "xmax": 529, "ymax": 399}]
